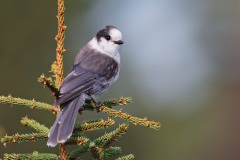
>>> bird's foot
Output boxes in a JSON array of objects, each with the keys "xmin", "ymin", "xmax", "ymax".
[
  {"xmin": 92, "ymin": 100, "xmax": 104, "ymax": 113},
  {"xmin": 95, "ymin": 101, "xmax": 104, "ymax": 112},
  {"xmin": 88, "ymin": 96, "xmax": 104, "ymax": 112}
]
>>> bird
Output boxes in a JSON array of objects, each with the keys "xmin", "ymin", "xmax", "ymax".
[{"xmin": 47, "ymin": 25, "xmax": 124, "ymax": 147}]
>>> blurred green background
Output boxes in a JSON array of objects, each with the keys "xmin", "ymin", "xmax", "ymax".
[{"xmin": 1, "ymin": 0, "xmax": 240, "ymax": 159}]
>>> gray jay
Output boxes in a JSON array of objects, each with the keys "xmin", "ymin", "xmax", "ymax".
[{"xmin": 47, "ymin": 25, "xmax": 123, "ymax": 147}]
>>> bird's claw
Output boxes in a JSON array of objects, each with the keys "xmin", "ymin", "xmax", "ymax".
[
  {"xmin": 95, "ymin": 101, "xmax": 104, "ymax": 112},
  {"xmin": 88, "ymin": 96, "xmax": 104, "ymax": 112},
  {"xmin": 92, "ymin": 100, "xmax": 103, "ymax": 112}
]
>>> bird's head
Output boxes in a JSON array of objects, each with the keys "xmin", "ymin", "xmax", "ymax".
[{"xmin": 95, "ymin": 25, "xmax": 123, "ymax": 53}]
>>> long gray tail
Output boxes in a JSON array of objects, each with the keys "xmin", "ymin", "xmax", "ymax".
[{"xmin": 47, "ymin": 94, "xmax": 86, "ymax": 147}]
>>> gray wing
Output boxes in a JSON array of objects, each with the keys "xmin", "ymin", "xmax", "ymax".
[
  {"xmin": 54, "ymin": 47, "xmax": 119, "ymax": 106},
  {"xmin": 54, "ymin": 65, "xmax": 102, "ymax": 106}
]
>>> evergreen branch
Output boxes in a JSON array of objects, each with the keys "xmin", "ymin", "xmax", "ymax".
[
  {"xmin": 69, "ymin": 137, "xmax": 90, "ymax": 158},
  {"xmin": 73, "ymin": 118, "xmax": 115, "ymax": 133},
  {"xmin": 1, "ymin": 133, "xmax": 47, "ymax": 146},
  {"xmin": 64, "ymin": 133, "xmax": 82, "ymax": 146},
  {"xmin": 103, "ymin": 147, "xmax": 121, "ymax": 158},
  {"xmin": 0, "ymin": 95, "xmax": 55, "ymax": 112},
  {"xmin": 115, "ymin": 154, "xmax": 134, "ymax": 160},
  {"xmin": 59, "ymin": 144, "xmax": 68, "ymax": 160},
  {"xmin": 38, "ymin": 74, "xmax": 59, "ymax": 97},
  {"xmin": 64, "ymin": 135, "xmax": 89, "ymax": 146},
  {"xmin": 102, "ymin": 97, "xmax": 133, "ymax": 108},
  {"xmin": 64, "ymin": 118, "xmax": 104, "ymax": 145},
  {"xmin": 90, "ymin": 123, "xmax": 129, "ymax": 159},
  {"xmin": 4, "ymin": 151, "xmax": 58, "ymax": 160},
  {"xmin": 53, "ymin": 0, "xmax": 67, "ymax": 89},
  {"xmin": 82, "ymin": 118, "xmax": 103, "ymax": 123},
  {"xmin": 76, "ymin": 137, "xmax": 90, "ymax": 146},
  {"xmin": 94, "ymin": 123, "xmax": 129, "ymax": 148},
  {"xmin": 83, "ymin": 97, "xmax": 132, "ymax": 111},
  {"xmin": 55, "ymin": 0, "xmax": 68, "ymax": 159},
  {"xmin": 99, "ymin": 106, "xmax": 161, "ymax": 130},
  {"xmin": 63, "ymin": 137, "xmax": 77, "ymax": 146},
  {"xmin": 20, "ymin": 117, "xmax": 50, "ymax": 134},
  {"xmin": 89, "ymin": 142, "xmax": 101, "ymax": 159},
  {"xmin": 66, "ymin": 118, "xmax": 115, "ymax": 146}
]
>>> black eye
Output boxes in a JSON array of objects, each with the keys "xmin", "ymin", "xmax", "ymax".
[{"xmin": 105, "ymin": 35, "xmax": 111, "ymax": 41}]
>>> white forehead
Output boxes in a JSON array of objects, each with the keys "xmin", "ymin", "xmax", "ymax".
[{"xmin": 109, "ymin": 28, "xmax": 122, "ymax": 40}]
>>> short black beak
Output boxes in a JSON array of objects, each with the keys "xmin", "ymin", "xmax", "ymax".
[{"xmin": 113, "ymin": 40, "xmax": 124, "ymax": 45}]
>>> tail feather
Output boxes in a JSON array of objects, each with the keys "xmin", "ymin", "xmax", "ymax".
[
  {"xmin": 58, "ymin": 94, "xmax": 85, "ymax": 142},
  {"xmin": 47, "ymin": 94, "xmax": 86, "ymax": 147},
  {"xmin": 47, "ymin": 119, "xmax": 60, "ymax": 147}
]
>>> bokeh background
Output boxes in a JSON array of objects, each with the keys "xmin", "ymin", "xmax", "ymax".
[{"xmin": 1, "ymin": 0, "xmax": 240, "ymax": 159}]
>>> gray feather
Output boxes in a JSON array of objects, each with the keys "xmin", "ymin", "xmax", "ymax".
[
  {"xmin": 54, "ymin": 50, "xmax": 119, "ymax": 106},
  {"xmin": 47, "ymin": 94, "xmax": 86, "ymax": 147},
  {"xmin": 47, "ymin": 106, "xmax": 67, "ymax": 147},
  {"xmin": 57, "ymin": 94, "xmax": 86, "ymax": 142}
]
